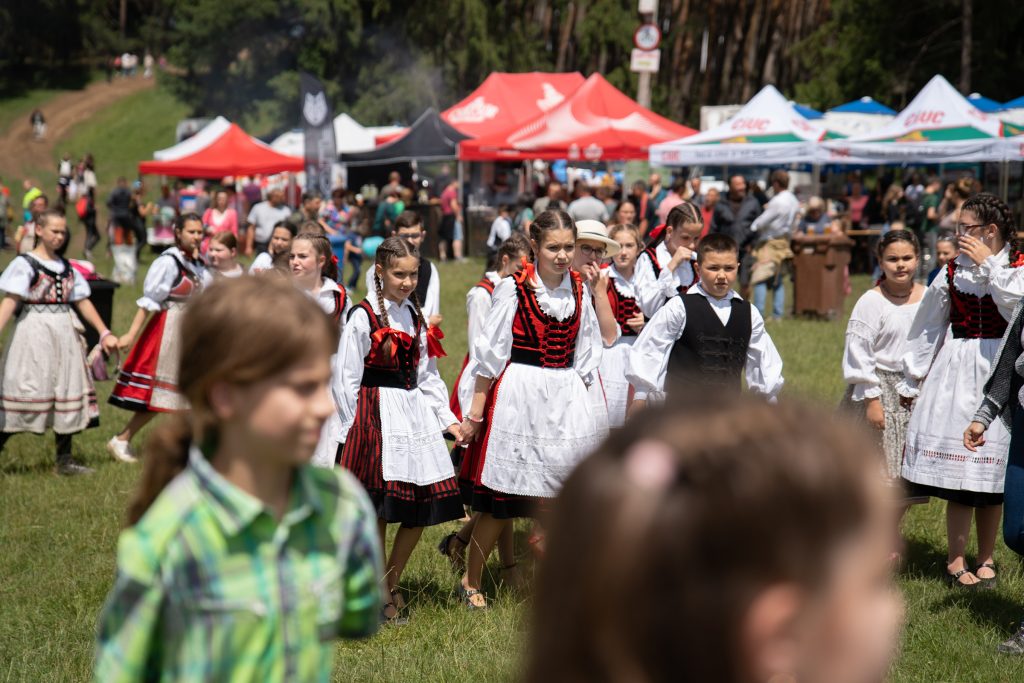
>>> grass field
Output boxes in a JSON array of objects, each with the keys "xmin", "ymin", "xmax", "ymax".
[{"xmin": 3, "ymin": 83, "xmax": 1024, "ymax": 682}]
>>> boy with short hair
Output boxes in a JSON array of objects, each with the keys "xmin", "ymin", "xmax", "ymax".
[
  {"xmin": 627, "ymin": 233, "xmax": 784, "ymax": 404},
  {"xmin": 364, "ymin": 210, "xmax": 441, "ymax": 326},
  {"xmin": 633, "ymin": 202, "xmax": 704, "ymax": 317}
]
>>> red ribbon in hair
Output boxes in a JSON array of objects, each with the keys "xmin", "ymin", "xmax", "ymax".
[
  {"xmin": 514, "ymin": 257, "xmax": 536, "ymax": 285},
  {"xmin": 371, "ymin": 327, "xmax": 413, "ymax": 361},
  {"xmin": 331, "ymin": 253, "xmax": 339, "ymax": 267},
  {"xmin": 426, "ymin": 324, "xmax": 447, "ymax": 359},
  {"xmin": 1012, "ymin": 252, "xmax": 1024, "ymax": 268}
]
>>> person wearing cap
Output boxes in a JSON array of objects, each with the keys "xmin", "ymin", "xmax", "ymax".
[
  {"xmin": 633, "ymin": 202, "xmax": 703, "ymax": 318},
  {"xmin": 573, "ymin": 219, "xmax": 621, "ymax": 438}
]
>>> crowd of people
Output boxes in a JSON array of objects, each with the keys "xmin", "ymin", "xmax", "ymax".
[{"xmin": 6, "ymin": 163, "xmax": 1024, "ymax": 677}]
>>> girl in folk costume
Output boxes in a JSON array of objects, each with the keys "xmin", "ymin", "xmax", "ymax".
[
  {"xmin": 633, "ymin": 202, "xmax": 702, "ymax": 317},
  {"xmin": 107, "ymin": 213, "xmax": 211, "ymax": 463},
  {"xmin": 0, "ymin": 211, "xmax": 119, "ymax": 475},
  {"xmin": 899, "ymin": 193, "xmax": 1024, "ymax": 588},
  {"xmin": 206, "ymin": 232, "xmax": 244, "ymax": 278},
  {"xmin": 572, "ymin": 219, "xmax": 620, "ymax": 437},
  {"xmin": 249, "ymin": 221, "xmax": 296, "ymax": 274},
  {"xmin": 602, "ymin": 223, "xmax": 647, "ymax": 427},
  {"xmin": 335, "ymin": 236, "xmax": 463, "ymax": 622},
  {"xmin": 842, "ymin": 231, "xmax": 926, "ymax": 530},
  {"xmin": 438, "ymin": 232, "xmax": 532, "ymax": 584},
  {"xmin": 458, "ymin": 209, "xmax": 603, "ymax": 609},
  {"xmin": 290, "ymin": 232, "xmax": 350, "ymax": 325},
  {"xmin": 449, "ymin": 232, "xmax": 532, "ymax": 421}
]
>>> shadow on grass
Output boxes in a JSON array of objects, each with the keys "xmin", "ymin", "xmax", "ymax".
[
  {"xmin": 900, "ymin": 536, "xmax": 950, "ymax": 579},
  {"xmin": 931, "ymin": 590, "xmax": 1023, "ymax": 634}
]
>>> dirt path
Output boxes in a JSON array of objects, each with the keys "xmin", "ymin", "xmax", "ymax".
[{"xmin": 0, "ymin": 76, "xmax": 155, "ymax": 182}]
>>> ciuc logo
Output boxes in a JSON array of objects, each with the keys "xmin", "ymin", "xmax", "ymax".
[{"xmin": 303, "ymin": 92, "xmax": 328, "ymax": 126}]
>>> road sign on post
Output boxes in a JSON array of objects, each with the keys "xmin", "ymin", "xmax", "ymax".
[
  {"xmin": 633, "ymin": 23, "xmax": 661, "ymax": 50},
  {"xmin": 638, "ymin": 0, "xmax": 657, "ymax": 13},
  {"xmin": 630, "ymin": 49, "xmax": 661, "ymax": 73}
]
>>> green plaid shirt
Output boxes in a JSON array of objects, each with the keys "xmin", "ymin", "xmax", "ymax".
[{"xmin": 94, "ymin": 448, "xmax": 383, "ymax": 682}]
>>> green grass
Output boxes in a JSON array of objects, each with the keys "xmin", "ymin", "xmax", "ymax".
[
  {"xmin": 2, "ymin": 83, "xmax": 1024, "ymax": 680},
  {"xmin": 0, "ymin": 88, "xmax": 72, "ymax": 141}
]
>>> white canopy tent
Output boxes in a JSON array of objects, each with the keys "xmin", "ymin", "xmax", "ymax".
[
  {"xmin": 270, "ymin": 113, "xmax": 378, "ymax": 157},
  {"xmin": 154, "ymin": 116, "xmax": 231, "ymax": 161}
]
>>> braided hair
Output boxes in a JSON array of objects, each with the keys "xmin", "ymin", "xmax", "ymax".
[
  {"xmin": 373, "ymin": 235, "xmax": 427, "ymax": 331},
  {"xmin": 665, "ymin": 200, "xmax": 703, "ymax": 233},
  {"xmin": 293, "ymin": 232, "xmax": 338, "ymax": 282},
  {"xmin": 960, "ymin": 192, "xmax": 1020, "ymax": 261}
]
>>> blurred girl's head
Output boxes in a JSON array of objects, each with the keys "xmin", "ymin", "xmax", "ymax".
[
  {"xmin": 615, "ymin": 201, "xmax": 637, "ymax": 226},
  {"xmin": 876, "ymin": 230, "xmax": 920, "ymax": 287},
  {"xmin": 935, "ymin": 233, "xmax": 958, "ymax": 269},
  {"xmin": 290, "ymin": 232, "xmax": 337, "ymax": 284},
  {"xmin": 127, "ymin": 277, "xmax": 338, "ymax": 525},
  {"xmin": 493, "ymin": 231, "xmax": 532, "ymax": 278},
  {"xmin": 175, "ymin": 213, "xmax": 204, "ymax": 255},
  {"xmin": 270, "ymin": 221, "xmax": 297, "ymax": 256},
  {"xmin": 214, "ymin": 190, "xmax": 229, "ymax": 210},
  {"xmin": 529, "ymin": 209, "xmax": 576, "ymax": 279},
  {"xmin": 528, "ymin": 397, "xmax": 901, "ymax": 683},
  {"xmin": 207, "ymin": 232, "xmax": 239, "ymax": 272},
  {"xmin": 609, "ymin": 223, "xmax": 641, "ymax": 274}
]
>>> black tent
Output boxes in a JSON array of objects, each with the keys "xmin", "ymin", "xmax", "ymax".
[{"xmin": 339, "ymin": 108, "xmax": 470, "ymax": 167}]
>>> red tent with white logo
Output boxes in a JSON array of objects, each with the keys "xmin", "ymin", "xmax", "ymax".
[
  {"xmin": 459, "ymin": 73, "xmax": 695, "ymax": 161},
  {"xmin": 138, "ymin": 120, "xmax": 304, "ymax": 178},
  {"xmin": 442, "ymin": 72, "xmax": 586, "ymax": 138}
]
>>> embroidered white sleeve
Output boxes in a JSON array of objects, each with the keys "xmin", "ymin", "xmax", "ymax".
[
  {"xmin": 898, "ymin": 273, "xmax": 950, "ymax": 398},
  {"xmin": 471, "ymin": 278, "xmax": 517, "ymax": 379},
  {"xmin": 335, "ymin": 307, "xmax": 372, "ymax": 441},
  {"xmin": 626, "ymin": 296, "xmax": 686, "ymax": 396}
]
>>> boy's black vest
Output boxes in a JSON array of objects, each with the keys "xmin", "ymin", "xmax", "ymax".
[
  {"xmin": 667, "ymin": 293, "xmax": 751, "ymax": 392},
  {"xmin": 416, "ymin": 258, "xmax": 432, "ymax": 306}
]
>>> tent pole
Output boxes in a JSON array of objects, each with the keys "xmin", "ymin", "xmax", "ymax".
[{"xmin": 812, "ymin": 163, "xmax": 822, "ymax": 198}]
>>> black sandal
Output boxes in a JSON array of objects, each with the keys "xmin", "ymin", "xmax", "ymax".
[
  {"xmin": 946, "ymin": 567, "xmax": 979, "ymax": 589},
  {"xmin": 456, "ymin": 580, "xmax": 488, "ymax": 610},
  {"xmin": 381, "ymin": 588, "xmax": 409, "ymax": 625},
  {"xmin": 437, "ymin": 532, "xmax": 468, "ymax": 573},
  {"xmin": 975, "ymin": 562, "xmax": 998, "ymax": 589}
]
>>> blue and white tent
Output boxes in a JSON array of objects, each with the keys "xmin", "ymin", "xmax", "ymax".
[
  {"xmin": 822, "ymin": 96, "xmax": 896, "ymax": 137},
  {"xmin": 967, "ymin": 93, "xmax": 1004, "ymax": 113}
]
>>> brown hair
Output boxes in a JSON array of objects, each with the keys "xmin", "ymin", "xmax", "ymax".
[
  {"xmin": 372, "ymin": 236, "xmax": 427, "ymax": 359},
  {"xmin": 490, "ymin": 231, "xmax": 532, "ymax": 271},
  {"xmin": 529, "ymin": 209, "xmax": 576, "ymax": 246},
  {"xmin": 608, "ymin": 222, "xmax": 641, "ymax": 245},
  {"xmin": 292, "ymin": 232, "xmax": 338, "ymax": 282},
  {"xmin": 526, "ymin": 397, "xmax": 885, "ymax": 683},
  {"xmin": 126, "ymin": 277, "xmax": 338, "ymax": 525},
  {"xmin": 665, "ymin": 200, "xmax": 703, "ymax": 233},
  {"xmin": 696, "ymin": 232, "xmax": 738, "ymax": 262},
  {"xmin": 209, "ymin": 231, "xmax": 238, "ymax": 251},
  {"xmin": 394, "ymin": 210, "xmax": 423, "ymax": 233}
]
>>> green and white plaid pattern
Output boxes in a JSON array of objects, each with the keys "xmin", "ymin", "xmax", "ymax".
[{"xmin": 94, "ymin": 448, "xmax": 383, "ymax": 682}]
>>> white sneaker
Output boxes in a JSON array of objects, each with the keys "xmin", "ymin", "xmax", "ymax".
[{"xmin": 106, "ymin": 436, "xmax": 137, "ymax": 463}]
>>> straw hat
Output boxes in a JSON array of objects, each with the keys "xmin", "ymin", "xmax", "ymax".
[{"xmin": 575, "ymin": 219, "xmax": 620, "ymax": 256}]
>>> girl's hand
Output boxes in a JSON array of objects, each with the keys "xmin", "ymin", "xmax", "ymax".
[
  {"xmin": 865, "ymin": 397, "xmax": 885, "ymax": 431},
  {"xmin": 626, "ymin": 312, "xmax": 645, "ymax": 333},
  {"xmin": 100, "ymin": 334, "xmax": 119, "ymax": 354},
  {"xmin": 579, "ymin": 263, "xmax": 600, "ymax": 287},
  {"xmin": 458, "ymin": 418, "xmax": 481, "ymax": 445},
  {"xmin": 446, "ymin": 422, "xmax": 463, "ymax": 443},
  {"xmin": 592, "ymin": 272, "xmax": 609, "ymax": 295},
  {"xmin": 428, "ymin": 314, "xmax": 443, "ymax": 327},
  {"xmin": 668, "ymin": 246, "xmax": 694, "ymax": 271},
  {"xmin": 117, "ymin": 334, "xmax": 134, "ymax": 353},
  {"xmin": 958, "ymin": 235, "xmax": 993, "ymax": 265},
  {"xmin": 964, "ymin": 422, "xmax": 987, "ymax": 452}
]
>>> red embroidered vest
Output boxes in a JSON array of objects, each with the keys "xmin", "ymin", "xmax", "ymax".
[
  {"xmin": 946, "ymin": 261, "xmax": 1009, "ymax": 340},
  {"xmin": 353, "ymin": 299, "xmax": 421, "ymax": 389},
  {"xmin": 606, "ymin": 279, "xmax": 644, "ymax": 337},
  {"xmin": 509, "ymin": 269, "xmax": 583, "ymax": 368}
]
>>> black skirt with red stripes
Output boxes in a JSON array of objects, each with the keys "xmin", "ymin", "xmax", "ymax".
[
  {"xmin": 338, "ymin": 385, "xmax": 464, "ymax": 528},
  {"xmin": 457, "ymin": 382, "xmax": 537, "ymax": 520}
]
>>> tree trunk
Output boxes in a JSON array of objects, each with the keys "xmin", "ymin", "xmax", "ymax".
[
  {"xmin": 555, "ymin": 2, "xmax": 576, "ymax": 71},
  {"xmin": 960, "ymin": 0, "xmax": 972, "ymax": 94},
  {"xmin": 740, "ymin": 0, "xmax": 764, "ymax": 101}
]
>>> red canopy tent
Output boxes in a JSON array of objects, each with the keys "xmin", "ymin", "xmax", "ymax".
[
  {"xmin": 459, "ymin": 73, "xmax": 696, "ymax": 161},
  {"xmin": 442, "ymin": 72, "xmax": 586, "ymax": 138},
  {"xmin": 138, "ymin": 122, "xmax": 304, "ymax": 178}
]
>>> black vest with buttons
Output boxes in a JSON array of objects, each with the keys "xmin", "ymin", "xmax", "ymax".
[{"xmin": 667, "ymin": 293, "xmax": 751, "ymax": 392}]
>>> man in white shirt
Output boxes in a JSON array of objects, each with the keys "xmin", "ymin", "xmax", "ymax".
[
  {"xmin": 627, "ymin": 232, "xmax": 783, "ymax": 408},
  {"xmin": 245, "ymin": 188, "xmax": 292, "ymax": 255},
  {"xmin": 567, "ymin": 184, "xmax": 609, "ymax": 223},
  {"xmin": 749, "ymin": 169, "xmax": 799, "ymax": 321}
]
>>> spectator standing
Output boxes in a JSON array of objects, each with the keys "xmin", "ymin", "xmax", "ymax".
[
  {"xmin": 371, "ymin": 188, "xmax": 400, "ymax": 239},
  {"xmin": 846, "ymin": 181, "xmax": 869, "ymax": 229},
  {"xmin": 700, "ymin": 187, "xmax": 719, "ymax": 232},
  {"xmin": 749, "ymin": 169, "xmax": 799, "ymax": 321},
  {"xmin": 486, "ymin": 205, "xmax": 513, "ymax": 260},
  {"xmin": 30, "ymin": 109, "xmax": 45, "ymax": 140},
  {"xmin": 438, "ymin": 179, "xmax": 462, "ymax": 261},
  {"xmin": 711, "ymin": 174, "xmax": 762, "ymax": 298},
  {"xmin": 14, "ymin": 194, "xmax": 47, "ymax": 254},
  {"xmin": 655, "ymin": 178, "xmax": 687, "ymax": 225},
  {"xmin": 918, "ymin": 176, "xmax": 943, "ymax": 267},
  {"xmin": 533, "ymin": 181, "xmax": 567, "ymax": 216},
  {"xmin": 513, "ymin": 193, "xmax": 534, "ymax": 233},
  {"xmin": 201, "ymin": 189, "xmax": 239, "ymax": 252},
  {"xmin": 628, "ymin": 180, "xmax": 650, "ymax": 235},
  {"xmin": 614, "ymin": 200, "xmax": 637, "ymax": 226},
  {"xmin": 143, "ymin": 52, "xmax": 154, "ymax": 78},
  {"xmin": 688, "ymin": 177, "xmax": 704, "ymax": 207},
  {"xmin": 567, "ymin": 184, "xmax": 610, "ymax": 222},
  {"xmin": 645, "ymin": 173, "xmax": 668, "ymax": 228},
  {"xmin": 382, "ymin": 171, "xmax": 403, "ymax": 197},
  {"xmin": 245, "ymin": 188, "xmax": 291, "ymax": 255},
  {"xmin": 289, "ymin": 191, "xmax": 325, "ymax": 232}
]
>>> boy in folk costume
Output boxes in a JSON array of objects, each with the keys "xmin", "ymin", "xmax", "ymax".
[{"xmin": 627, "ymin": 233, "xmax": 784, "ymax": 405}]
